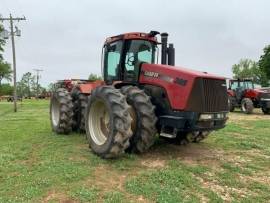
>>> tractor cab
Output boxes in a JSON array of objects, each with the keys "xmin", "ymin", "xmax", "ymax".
[
  {"xmin": 228, "ymin": 79, "xmax": 254, "ymax": 101},
  {"xmin": 102, "ymin": 31, "xmax": 175, "ymax": 84},
  {"xmin": 228, "ymin": 79, "xmax": 254, "ymax": 91}
]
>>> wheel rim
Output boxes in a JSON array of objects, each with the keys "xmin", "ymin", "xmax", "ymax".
[
  {"xmin": 88, "ymin": 99, "xmax": 110, "ymax": 145},
  {"xmin": 242, "ymin": 102, "xmax": 246, "ymax": 112},
  {"xmin": 51, "ymin": 98, "xmax": 60, "ymax": 126}
]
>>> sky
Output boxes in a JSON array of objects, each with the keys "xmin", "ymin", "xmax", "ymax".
[{"xmin": 0, "ymin": 0, "xmax": 270, "ymax": 87}]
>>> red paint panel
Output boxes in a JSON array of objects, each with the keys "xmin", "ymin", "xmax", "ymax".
[
  {"xmin": 139, "ymin": 63, "xmax": 225, "ymax": 110},
  {"xmin": 105, "ymin": 32, "xmax": 158, "ymax": 44},
  {"xmin": 78, "ymin": 81, "xmax": 104, "ymax": 94},
  {"xmin": 227, "ymin": 90, "xmax": 235, "ymax": 97},
  {"xmin": 244, "ymin": 89, "xmax": 260, "ymax": 99}
]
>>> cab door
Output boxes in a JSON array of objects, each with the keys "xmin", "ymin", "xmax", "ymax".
[{"xmin": 103, "ymin": 40, "xmax": 123, "ymax": 84}]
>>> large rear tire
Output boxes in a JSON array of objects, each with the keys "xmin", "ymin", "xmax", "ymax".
[
  {"xmin": 50, "ymin": 88, "xmax": 73, "ymax": 134},
  {"xmin": 85, "ymin": 86, "xmax": 132, "ymax": 158},
  {"xmin": 71, "ymin": 87, "xmax": 88, "ymax": 132},
  {"xmin": 121, "ymin": 86, "xmax": 157, "ymax": 153},
  {"xmin": 241, "ymin": 98, "xmax": 254, "ymax": 114}
]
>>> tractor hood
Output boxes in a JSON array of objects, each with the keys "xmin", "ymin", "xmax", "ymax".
[
  {"xmin": 139, "ymin": 63, "xmax": 228, "ymax": 112},
  {"xmin": 141, "ymin": 64, "xmax": 225, "ymax": 80},
  {"xmin": 254, "ymin": 87, "xmax": 270, "ymax": 94}
]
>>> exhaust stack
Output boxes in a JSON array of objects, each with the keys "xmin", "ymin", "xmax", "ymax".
[
  {"xmin": 160, "ymin": 32, "xmax": 175, "ymax": 66},
  {"xmin": 161, "ymin": 33, "xmax": 168, "ymax": 65}
]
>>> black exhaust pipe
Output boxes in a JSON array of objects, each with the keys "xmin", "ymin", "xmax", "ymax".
[
  {"xmin": 167, "ymin": 43, "xmax": 175, "ymax": 66},
  {"xmin": 161, "ymin": 32, "xmax": 168, "ymax": 65}
]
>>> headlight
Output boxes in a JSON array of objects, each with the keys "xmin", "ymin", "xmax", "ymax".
[
  {"xmin": 261, "ymin": 98, "xmax": 270, "ymax": 101},
  {"xmin": 216, "ymin": 113, "xmax": 224, "ymax": 119},
  {"xmin": 199, "ymin": 114, "xmax": 214, "ymax": 120},
  {"xmin": 199, "ymin": 113, "xmax": 228, "ymax": 120}
]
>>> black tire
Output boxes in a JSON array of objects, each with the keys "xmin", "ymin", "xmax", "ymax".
[
  {"xmin": 71, "ymin": 87, "xmax": 88, "ymax": 132},
  {"xmin": 262, "ymin": 107, "xmax": 270, "ymax": 115},
  {"xmin": 121, "ymin": 86, "xmax": 157, "ymax": 153},
  {"xmin": 228, "ymin": 96, "xmax": 235, "ymax": 112},
  {"xmin": 85, "ymin": 86, "xmax": 132, "ymax": 158},
  {"xmin": 50, "ymin": 88, "xmax": 73, "ymax": 134},
  {"xmin": 241, "ymin": 98, "xmax": 254, "ymax": 114}
]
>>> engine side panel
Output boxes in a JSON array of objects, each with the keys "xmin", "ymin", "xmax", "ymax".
[
  {"xmin": 139, "ymin": 64, "xmax": 195, "ymax": 110},
  {"xmin": 139, "ymin": 63, "xmax": 227, "ymax": 112}
]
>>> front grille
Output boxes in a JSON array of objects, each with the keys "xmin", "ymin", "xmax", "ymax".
[
  {"xmin": 186, "ymin": 78, "xmax": 228, "ymax": 112},
  {"xmin": 259, "ymin": 92, "xmax": 270, "ymax": 100}
]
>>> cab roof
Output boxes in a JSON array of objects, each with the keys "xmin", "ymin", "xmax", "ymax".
[{"xmin": 104, "ymin": 32, "xmax": 158, "ymax": 45}]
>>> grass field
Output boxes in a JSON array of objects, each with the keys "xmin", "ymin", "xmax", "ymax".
[{"xmin": 0, "ymin": 100, "xmax": 270, "ymax": 203}]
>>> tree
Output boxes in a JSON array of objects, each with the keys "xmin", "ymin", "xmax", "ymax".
[
  {"xmin": 0, "ymin": 22, "xmax": 12, "ymax": 86},
  {"xmin": 47, "ymin": 83, "xmax": 56, "ymax": 92},
  {"xmin": 88, "ymin": 73, "xmax": 102, "ymax": 81},
  {"xmin": 0, "ymin": 83, "xmax": 13, "ymax": 96},
  {"xmin": 0, "ymin": 22, "xmax": 6, "ymax": 61},
  {"xmin": 0, "ymin": 62, "xmax": 12, "ymax": 86},
  {"xmin": 258, "ymin": 45, "xmax": 270, "ymax": 86},
  {"xmin": 232, "ymin": 59, "xmax": 267, "ymax": 86},
  {"xmin": 17, "ymin": 72, "xmax": 35, "ymax": 97}
]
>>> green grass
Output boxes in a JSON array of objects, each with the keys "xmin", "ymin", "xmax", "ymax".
[{"xmin": 0, "ymin": 100, "xmax": 270, "ymax": 202}]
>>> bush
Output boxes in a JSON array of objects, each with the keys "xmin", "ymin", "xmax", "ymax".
[{"xmin": 0, "ymin": 83, "xmax": 13, "ymax": 96}]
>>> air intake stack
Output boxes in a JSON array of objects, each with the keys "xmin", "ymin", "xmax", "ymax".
[{"xmin": 160, "ymin": 32, "xmax": 175, "ymax": 66}]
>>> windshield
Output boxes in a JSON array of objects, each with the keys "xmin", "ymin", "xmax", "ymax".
[
  {"xmin": 230, "ymin": 80, "xmax": 254, "ymax": 90},
  {"xmin": 123, "ymin": 40, "xmax": 156, "ymax": 81}
]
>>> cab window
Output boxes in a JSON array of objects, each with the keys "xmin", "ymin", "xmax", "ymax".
[
  {"xmin": 104, "ymin": 41, "xmax": 123, "ymax": 81},
  {"xmin": 124, "ymin": 40, "xmax": 156, "ymax": 82}
]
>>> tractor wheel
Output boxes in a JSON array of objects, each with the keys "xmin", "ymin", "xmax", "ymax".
[
  {"xmin": 50, "ymin": 88, "xmax": 73, "ymax": 134},
  {"xmin": 85, "ymin": 86, "xmax": 132, "ymax": 158},
  {"xmin": 228, "ymin": 96, "xmax": 235, "ymax": 112},
  {"xmin": 71, "ymin": 87, "xmax": 88, "ymax": 132},
  {"xmin": 121, "ymin": 86, "xmax": 157, "ymax": 153},
  {"xmin": 262, "ymin": 107, "xmax": 270, "ymax": 115},
  {"xmin": 241, "ymin": 98, "xmax": 254, "ymax": 114}
]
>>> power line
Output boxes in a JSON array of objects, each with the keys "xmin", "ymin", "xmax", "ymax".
[{"xmin": 0, "ymin": 14, "xmax": 26, "ymax": 112}]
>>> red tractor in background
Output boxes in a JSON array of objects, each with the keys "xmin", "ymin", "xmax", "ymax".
[
  {"xmin": 227, "ymin": 78, "xmax": 270, "ymax": 114},
  {"xmin": 50, "ymin": 31, "xmax": 229, "ymax": 159}
]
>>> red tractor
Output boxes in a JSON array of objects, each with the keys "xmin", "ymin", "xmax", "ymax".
[
  {"xmin": 50, "ymin": 31, "xmax": 229, "ymax": 158},
  {"xmin": 227, "ymin": 79, "xmax": 270, "ymax": 114}
]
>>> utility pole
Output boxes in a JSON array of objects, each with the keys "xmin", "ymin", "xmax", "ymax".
[
  {"xmin": 33, "ymin": 69, "xmax": 43, "ymax": 98},
  {"xmin": 0, "ymin": 14, "xmax": 26, "ymax": 112}
]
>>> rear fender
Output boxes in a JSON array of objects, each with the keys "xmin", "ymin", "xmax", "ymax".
[{"xmin": 78, "ymin": 81, "xmax": 104, "ymax": 94}]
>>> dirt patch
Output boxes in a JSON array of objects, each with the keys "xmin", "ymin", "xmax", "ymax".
[
  {"xmin": 196, "ymin": 176, "xmax": 248, "ymax": 202},
  {"xmin": 228, "ymin": 111, "xmax": 270, "ymax": 122},
  {"xmin": 144, "ymin": 142, "xmax": 225, "ymax": 168},
  {"xmin": 92, "ymin": 165, "xmax": 128, "ymax": 192},
  {"xmin": 140, "ymin": 155, "xmax": 167, "ymax": 169},
  {"xmin": 88, "ymin": 165, "xmax": 152, "ymax": 203},
  {"xmin": 43, "ymin": 190, "xmax": 76, "ymax": 203}
]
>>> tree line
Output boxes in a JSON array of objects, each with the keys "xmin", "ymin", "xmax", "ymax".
[{"xmin": 232, "ymin": 45, "xmax": 270, "ymax": 86}]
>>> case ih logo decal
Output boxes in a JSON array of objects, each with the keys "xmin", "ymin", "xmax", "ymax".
[
  {"xmin": 142, "ymin": 70, "xmax": 187, "ymax": 86},
  {"xmin": 144, "ymin": 71, "xmax": 159, "ymax": 78}
]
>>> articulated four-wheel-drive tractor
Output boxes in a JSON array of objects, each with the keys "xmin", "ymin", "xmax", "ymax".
[
  {"xmin": 227, "ymin": 79, "xmax": 270, "ymax": 114},
  {"xmin": 50, "ymin": 31, "xmax": 229, "ymax": 158}
]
